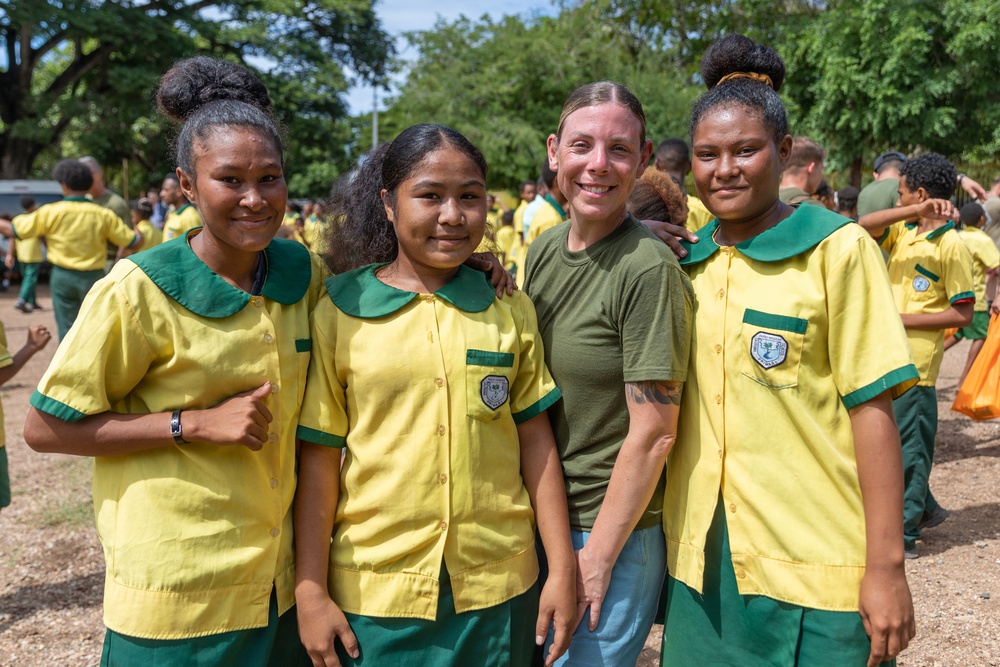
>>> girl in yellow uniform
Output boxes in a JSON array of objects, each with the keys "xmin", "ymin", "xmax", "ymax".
[
  {"xmin": 294, "ymin": 124, "xmax": 576, "ymax": 667},
  {"xmin": 23, "ymin": 57, "xmax": 326, "ymax": 666},
  {"xmin": 661, "ymin": 35, "xmax": 918, "ymax": 667}
]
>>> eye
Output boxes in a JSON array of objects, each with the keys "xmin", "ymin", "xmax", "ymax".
[{"xmin": 222, "ymin": 176, "xmax": 240, "ymax": 184}]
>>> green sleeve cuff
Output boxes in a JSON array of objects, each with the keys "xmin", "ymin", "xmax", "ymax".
[
  {"xmin": 29, "ymin": 390, "xmax": 87, "ymax": 422},
  {"xmin": 950, "ymin": 291, "xmax": 975, "ymax": 304},
  {"xmin": 841, "ymin": 365, "xmax": 920, "ymax": 410},
  {"xmin": 876, "ymin": 228, "xmax": 890, "ymax": 246},
  {"xmin": 511, "ymin": 387, "xmax": 562, "ymax": 424},
  {"xmin": 296, "ymin": 425, "xmax": 346, "ymax": 448}
]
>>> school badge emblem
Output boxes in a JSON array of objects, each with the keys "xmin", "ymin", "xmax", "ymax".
[
  {"xmin": 481, "ymin": 375, "xmax": 510, "ymax": 410},
  {"xmin": 912, "ymin": 275, "xmax": 930, "ymax": 292},
  {"xmin": 750, "ymin": 332, "xmax": 788, "ymax": 369}
]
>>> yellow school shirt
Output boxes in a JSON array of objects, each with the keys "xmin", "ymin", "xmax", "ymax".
[
  {"xmin": 517, "ymin": 198, "xmax": 566, "ymax": 285},
  {"xmin": 958, "ymin": 227, "xmax": 1000, "ymax": 312},
  {"xmin": 134, "ymin": 219, "xmax": 162, "ymax": 253},
  {"xmin": 512, "ymin": 200, "xmax": 528, "ymax": 236},
  {"xmin": 666, "ymin": 205, "xmax": 919, "ymax": 612},
  {"xmin": 11, "ymin": 213, "xmax": 43, "ymax": 263},
  {"xmin": 880, "ymin": 221, "xmax": 975, "ymax": 385},
  {"xmin": 162, "ymin": 203, "xmax": 202, "ymax": 242},
  {"xmin": 686, "ymin": 195, "xmax": 714, "ymax": 233},
  {"xmin": 30, "ymin": 233, "xmax": 330, "ymax": 639},
  {"xmin": 495, "ymin": 225, "xmax": 518, "ymax": 271},
  {"xmin": 297, "ymin": 264, "xmax": 561, "ymax": 620},
  {"xmin": 0, "ymin": 321, "xmax": 10, "ymax": 446},
  {"xmin": 12, "ymin": 197, "xmax": 137, "ymax": 271}
]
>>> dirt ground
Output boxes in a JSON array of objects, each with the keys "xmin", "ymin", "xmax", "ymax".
[{"xmin": 0, "ymin": 284, "xmax": 997, "ymax": 666}]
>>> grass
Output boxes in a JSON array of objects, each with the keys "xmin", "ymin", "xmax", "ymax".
[{"xmin": 28, "ymin": 457, "xmax": 94, "ymax": 529}]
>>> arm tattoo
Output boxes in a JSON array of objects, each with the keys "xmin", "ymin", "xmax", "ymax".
[{"xmin": 627, "ymin": 380, "xmax": 683, "ymax": 406}]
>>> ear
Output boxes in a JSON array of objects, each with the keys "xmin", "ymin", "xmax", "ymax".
[
  {"xmin": 177, "ymin": 168, "xmax": 196, "ymax": 203},
  {"xmin": 776, "ymin": 134, "xmax": 793, "ymax": 171},
  {"xmin": 547, "ymin": 134, "xmax": 559, "ymax": 171},
  {"xmin": 636, "ymin": 139, "xmax": 654, "ymax": 179},
  {"xmin": 381, "ymin": 188, "xmax": 395, "ymax": 223},
  {"xmin": 915, "ymin": 186, "xmax": 930, "ymax": 202}
]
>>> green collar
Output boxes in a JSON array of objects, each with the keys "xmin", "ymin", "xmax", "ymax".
[
  {"xmin": 679, "ymin": 204, "xmax": 853, "ymax": 265},
  {"xmin": 63, "ymin": 196, "xmax": 89, "ymax": 202},
  {"xmin": 544, "ymin": 194, "xmax": 567, "ymax": 220},
  {"xmin": 174, "ymin": 203, "xmax": 193, "ymax": 215},
  {"xmin": 129, "ymin": 232, "xmax": 312, "ymax": 318},
  {"xmin": 326, "ymin": 263, "xmax": 495, "ymax": 319},
  {"xmin": 904, "ymin": 220, "xmax": 954, "ymax": 240}
]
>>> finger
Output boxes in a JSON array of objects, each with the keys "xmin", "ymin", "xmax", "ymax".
[
  {"xmin": 535, "ymin": 608, "xmax": 553, "ymax": 647},
  {"xmin": 575, "ymin": 601, "xmax": 589, "ymax": 628},
  {"xmin": 547, "ymin": 617, "xmax": 571, "ymax": 666},
  {"xmin": 868, "ymin": 632, "xmax": 887, "ymax": 667},
  {"xmin": 251, "ymin": 381, "xmax": 273, "ymax": 400},
  {"xmin": 588, "ymin": 598, "xmax": 602, "ymax": 632},
  {"xmin": 886, "ymin": 625, "xmax": 902, "ymax": 661},
  {"xmin": 337, "ymin": 625, "xmax": 360, "ymax": 660},
  {"xmin": 257, "ymin": 399, "xmax": 274, "ymax": 424},
  {"xmin": 662, "ymin": 235, "xmax": 688, "ymax": 259},
  {"xmin": 243, "ymin": 432, "xmax": 265, "ymax": 451}
]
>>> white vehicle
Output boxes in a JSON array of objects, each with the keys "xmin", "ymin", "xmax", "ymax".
[{"xmin": 0, "ymin": 180, "xmax": 62, "ymax": 217}]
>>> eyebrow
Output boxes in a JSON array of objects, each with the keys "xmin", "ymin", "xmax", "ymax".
[
  {"xmin": 212, "ymin": 162, "xmax": 282, "ymax": 171},
  {"xmin": 566, "ymin": 132, "xmax": 636, "ymax": 144},
  {"xmin": 412, "ymin": 179, "xmax": 484, "ymax": 188}
]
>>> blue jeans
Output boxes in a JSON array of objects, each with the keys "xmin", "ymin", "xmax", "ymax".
[{"xmin": 543, "ymin": 525, "xmax": 666, "ymax": 666}]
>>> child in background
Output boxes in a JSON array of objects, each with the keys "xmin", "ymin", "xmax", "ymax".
[
  {"xmin": 495, "ymin": 209, "xmax": 519, "ymax": 274},
  {"xmin": 944, "ymin": 202, "xmax": 999, "ymax": 385},
  {"xmin": 837, "ymin": 186, "xmax": 860, "ymax": 220},
  {"xmin": 7, "ymin": 196, "xmax": 44, "ymax": 312},
  {"xmin": 860, "ymin": 152, "xmax": 975, "ymax": 559},
  {"xmin": 130, "ymin": 198, "xmax": 163, "ymax": 253},
  {"xmin": 0, "ymin": 321, "xmax": 52, "ymax": 512},
  {"xmin": 294, "ymin": 123, "xmax": 575, "ymax": 667}
]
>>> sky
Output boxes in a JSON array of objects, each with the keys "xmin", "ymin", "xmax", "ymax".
[{"xmin": 344, "ymin": 0, "xmax": 555, "ymax": 115}]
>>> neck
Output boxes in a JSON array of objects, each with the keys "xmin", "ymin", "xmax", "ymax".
[
  {"xmin": 189, "ymin": 230, "xmax": 261, "ymax": 293},
  {"xmin": 378, "ymin": 254, "xmax": 461, "ymax": 294},
  {"xmin": 567, "ymin": 207, "xmax": 628, "ymax": 251},
  {"xmin": 715, "ymin": 199, "xmax": 795, "ymax": 246},
  {"xmin": 779, "ymin": 172, "xmax": 810, "ymax": 191},
  {"xmin": 916, "ymin": 217, "xmax": 948, "ymax": 232}
]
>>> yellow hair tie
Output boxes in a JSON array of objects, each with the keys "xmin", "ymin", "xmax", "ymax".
[{"xmin": 717, "ymin": 71, "xmax": 774, "ymax": 89}]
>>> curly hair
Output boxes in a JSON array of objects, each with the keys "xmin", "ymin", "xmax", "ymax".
[
  {"xmin": 690, "ymin": 34, "xmax": 788, "ymax": 143},
  {"xmin": 899, "ymin": 153, "xmax": 957, "ymax": 200},
  {"xmin": 627, "ymin": 167, "xmax": 688, "ymax": 226},
  {"xmin": 52, "ymin": 159, "xmax": 93, "ymax": 192}
]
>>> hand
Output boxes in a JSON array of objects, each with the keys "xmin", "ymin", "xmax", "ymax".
[
  {"xmin": 574, "ymin": 546, "xmax": 613, "ymax": 632},
  {"xmin": 915, "ymin": 198, "xmax": 959, "ymax": 221},
  {"xmin": 639, "ymin": 219, "xmax": 698, "ymax": 259},
  {"xmin": 4, "ymin": 255, "xmax": 13, "ymax": 269},
  {"xmin": 959, "ymin": 175, "xmax": 987, "ymax": 202},
  {"xmin": 991, "ymin": 302, "xmax": 1000, "ymax": 317},
  {"xmin": 186, "ymin": 383, "xmax": 274, "ymax": 450},
  {"xmin": 466, "ymin": 251, "xmax": 517, "ymax": 297},
  {"xmin": 536, "ymin": 569, "xmax": 576, "ymax": 666},
  {"xmin": 296, "ymin": 591, "xmax": 360, "ymax": 667},
  {"xmin": 859, "ymin": 566, "xmax": 915, "ymax": 667},
  {"xmin": 26, "ymin": 325, "xmax": 51, "ymax": 352}
]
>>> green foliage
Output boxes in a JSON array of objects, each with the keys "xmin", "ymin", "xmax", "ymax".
[{"xmin": 0, "ymin": 0, "xmax": 393, "ymax": 197}]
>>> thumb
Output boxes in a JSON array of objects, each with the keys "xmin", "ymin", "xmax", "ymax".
[{"xmin": 252, "ymin": 381, "xmax": 273, "ymax": 399}]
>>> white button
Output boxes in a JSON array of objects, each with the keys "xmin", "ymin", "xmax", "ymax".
[
  {"xmin": 717, "ymin": 289, "xmax": 725, "ymax": 299},
  {"xmin": 715, "ymin": 394, "xmax": 723, "ymax": 405},
  {"xmin": 268, "ymin": 433, "xmax": 277, "ymax": 443},
  {"xmin": 437, "ymin": 425, "xmax": 446, "ymax": 435},
  {"xmin": 264, "ymin": 334, "xmax": 274, "ymax": 344},
  {"xmin": 270, "ymin": 478, "xmax": 279, "ymax": 488},
  {"xmin": 270, "ymin": 527, "xmax": 280, "ymax": 537},
  {"xmin": 422, "ymin": 295, "xmax": 434, "ymax": 302},
  {"xmin": 439, "ymin": 521, "xmax": 447, "ymax": 531},
  {"xmin": 438, "ymin": 474, "xmax": 448, "ymax": 484},
  {"xmin": 729, "ymin": 503, "xmax": 737, "ymax": 513},
  {"xmin": 434, "ymin": 378, "xmax": 444, "ymax": 387},
  {"xmin": 270, "ymin": 384, "xmax": 279, "ymax": 394},
  {"xmin": 736, "ymin": 570, "xmax": 747, "ymax": 579},
  {"xmin": 715, "ymin": 344, "xmax": 723, "ymax": 354},
  {"xmin": 253, "ymin": 297, "xmax": 264, "ymax": 307}
]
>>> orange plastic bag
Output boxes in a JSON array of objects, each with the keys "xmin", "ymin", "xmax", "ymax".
[
  {"xmin": 944, "ymin": 327, "xmax": 959, "ymax": 340},
  {"xmin": 953, "ymin": 314, "xmax": 1000, "ymax": 420}
]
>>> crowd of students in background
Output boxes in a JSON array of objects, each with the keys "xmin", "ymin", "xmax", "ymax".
[{"xmin": 1, "ymin": 30, "xmax": 1000, "ymax": 667}]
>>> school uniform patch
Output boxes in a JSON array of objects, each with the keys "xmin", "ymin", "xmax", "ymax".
[
  {"xmin": 912, "ymin": 275, "xmax": 931, "ymax": 292},
  {"xmin": 751, "ymin": 332, "xmax": 788, "ymax": 369},
  {"xmin": 481, "ymin": 375, "xmax": 510, "ymax": 410}
]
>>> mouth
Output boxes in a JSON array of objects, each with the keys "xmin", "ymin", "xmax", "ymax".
[
  {"xmin": 712, "ymin": 186, "xmax": 747, "ymax": 196},
  {"xmin": 579, "ymin": 183, "xmax": 614, "ymax": 195}
]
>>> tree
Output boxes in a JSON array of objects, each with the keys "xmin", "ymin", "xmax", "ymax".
[{"xmin": 0, "ymin": 0, "xmax": 393, "ymax": 189}]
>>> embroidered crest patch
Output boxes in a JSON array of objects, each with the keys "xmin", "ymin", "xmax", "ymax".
[
  {"xmin": 751, "ymin": 332, "xmax": 788, "ymax": 369},
  {"xmin": 912, "ymin": 275, "xmax": 931, "ymax": 292},
  {"xmin": 481, "ymin": 375, "xmax": 510, "ymax": 410}
]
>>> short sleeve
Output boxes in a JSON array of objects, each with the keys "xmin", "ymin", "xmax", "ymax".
[
  {"xmin": 30, "ymin": 276, "xmax": 155, "ymax": 421},
  {"xmin": 296, "ymin": 298, "xmax": 347, "ymax": 448},
  {"xmin": 877, "ymin": 221, "xmax": 904, "ymax": 254},
  {"xmin": 508, "ymin": 292, "xmax": 561, "ymax": 424},
  {"xmin": 619, "ymin": 262, "xmax": 693, "ymax": 383},
  {"xmin": 828, "ymin": 234, "xmax": 919, "ymax": 408},
  {"xmin": 943, "ymin": 237, "xmax": 975, "ymax": 304},
  {"xmin": 12, "ymin": 209, "xmax": 43, "ymax": 241},
  {"xmin": 979, "ymin": 236, "xmax": 1000, "ymax": 270},
  {"xmin": 105, "ymin": 210, "xmax": 139, "ymax": 249},
  {"xmin": 0, "ymin": 322, "xmax": 11, "ymax": 368}
]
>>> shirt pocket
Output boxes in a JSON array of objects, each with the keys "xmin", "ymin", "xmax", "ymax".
[
  {"xmin": 294, "ymin": 338, "xmax": 312, "ymax": 406},
  {"xmin": 740, "ymin": 309, "xmax": 806, "ymax": 390},
  {"xmin": 908, "ymin": 264, "xmax": 940, "ymax": 302},
  {"xmin": 466, "ymin": 349, "xmax": 514, "ymax": 423}
]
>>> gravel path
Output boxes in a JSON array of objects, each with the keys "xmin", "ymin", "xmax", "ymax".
[{"xmin": 0, "ymin": 285, "xmax": 996, "ymax": 666}]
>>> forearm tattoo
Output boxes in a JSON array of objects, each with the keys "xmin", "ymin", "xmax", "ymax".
[{"xmin": 626, "ymin": 380, "xmax": 683, "ymax": 406}]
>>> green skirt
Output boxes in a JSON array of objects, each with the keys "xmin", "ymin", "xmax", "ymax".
[
  {"xmin": 339, "ymin": 569, "xmax": 539, "ymax": 667},
  {"xmin": 661, "ymin": 500, "xmax": 895, "ymax": 666},
  {"xmin": 100, "ymin": 588, "xmax": 309, "ymax": 667}
]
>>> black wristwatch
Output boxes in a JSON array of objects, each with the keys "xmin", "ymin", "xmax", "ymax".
[{"xmin": 170, "ymin": 410, "xmax": 190, "ymax": 445}]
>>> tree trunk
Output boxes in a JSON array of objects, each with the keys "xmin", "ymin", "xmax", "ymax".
[
  {"xmin": 850, "ymin": 154, "xmax": 862, "ymax": 188},
  {"xmin": 0, "ymin": 134, "xmax": 45, "ymax": 179}
]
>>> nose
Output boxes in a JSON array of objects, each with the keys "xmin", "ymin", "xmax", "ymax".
[
  {"xmin": 439, "ymin": 197, "xmax": 464, "ymax": 225},
  {"xmin": 587, "ymin": 145, "xmax": 609, "ymax": 173},
  {"xmin": 717, "ymin": 152, "xmax": 739, "ymax": 179},
  {"xmin": 241, "ymin": 185, "xmax": 265, "ymax": 211}
]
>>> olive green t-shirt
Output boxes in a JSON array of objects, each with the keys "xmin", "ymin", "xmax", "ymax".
[
  {"xmin": 94, "ymin": 190, "xmax": 132, "ymax": 263},
  {"xmin": 857, "ymin": 178, "xmax": 899, "ymax": 218},
  {"xmin": 523, "ymin": 215, "xmax": 693, "ymax": 531}
]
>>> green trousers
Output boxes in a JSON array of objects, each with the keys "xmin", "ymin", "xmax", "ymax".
[
  {"xmin": 50, "ymin": 265, "xmax": 104, "ymax": 340},
  {"xmin": 17, "ymin": 261, "xmax": 40, "ymax": 306},
  {"xmin": 892, "ymin": 385, "xmax": 938, "ymax": 548}
]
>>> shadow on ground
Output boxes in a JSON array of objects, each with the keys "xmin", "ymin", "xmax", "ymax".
[
  {"xmin": 916, "ymin": 501, "xmax": 1000, "ymax": 558},
  {"xmin": 0, "ymin": 570, "xmax": 103, "ymax": 634}
]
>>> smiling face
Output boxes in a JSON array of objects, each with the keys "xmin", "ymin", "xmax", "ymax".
[
  {"xmin": 692, "ymin": 104, "xmax": 791, "ymax": 223},
  {"xmin": 383, "ymin": 143, "xmax": 487, "ymax": 274},
  {"xmin": 548, "ymin": 102, "xmax": 652, "ymax": 228},
  {"xmin": 179, "ymin": 126, "xmax": 286, "ymax": 256}
]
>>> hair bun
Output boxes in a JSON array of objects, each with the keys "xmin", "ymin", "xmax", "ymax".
[
  {"xmin": 700, "ymin": 34, "xmax": 785, "ymax": 93},
  {"xmin": 156, "ymin": 56, "xmax": 272, "ymax": 122}
]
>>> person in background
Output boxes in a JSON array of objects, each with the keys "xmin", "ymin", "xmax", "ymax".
[
  {"xmin": 837, "ymin": 185, "xmax": 861, "ymax": 220},
  {"xmin": 160, "ymin": 172, "xmax": 203, "ymax": 241},
  {"xmin": 627, "ymin": 167, "xmax": 689, "ymax": 226},
  {"xmin": 80, "ymin": 157, "xmax": 132, "ymax": 274},
  {"xmin": 147, "ymin": 187, "xmax": 168, "ymax": 228},
  {"xmin": 522, "ymin": 177, "xmax": 549, "ymax": 238},
  {"xmin": 513, "ymin": 180, "xmax": 537, "ymax": 237},
  {"xmin": 130, "ymin": 198, "xmax": 163, "ymax": 252},
  {"xmin": 496, "ymin": 209, "xmax": 520, "ymax": 274},
  {"xmin": 655, "ymin": 138, "xmax": 714, "ymax": 232},
  {"xmin": 518, "ymin": 161, "xmax": 568, "ymax": 285},
  {"xmin": 6, "ymin": 195, "xmax": 44, "ymax": 312},
  {"xmin": 944, "ymin": 202, "xmax": 999, "ymax": 386},
  {"xmin": 777, "ymin": 136, "xmax": 825, "ymax": 206},
  {"xmin": 812, "ymin": 180, "xmax": 835, "ymax": 210},
  {"xmin": 283, "ymin": 201, "xmax": 302, "ymax": 227}
]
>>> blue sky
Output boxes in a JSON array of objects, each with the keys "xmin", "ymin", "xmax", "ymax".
[{"xmin": 344, "ymin": 0, "xmax": 555, "ymax": 115}]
